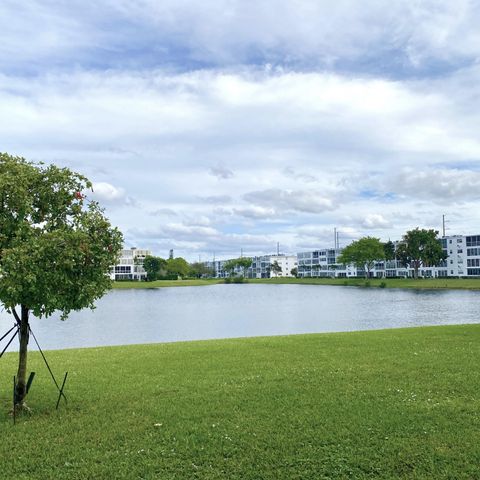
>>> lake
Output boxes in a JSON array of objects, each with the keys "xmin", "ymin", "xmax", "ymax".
[{"xmin": 1, "ymin": 284, "xmax": 480, "ymax": 351}]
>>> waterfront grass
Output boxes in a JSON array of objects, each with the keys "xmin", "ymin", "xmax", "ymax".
[
  {"xmin": 113, "ymin": 277, "xmax": 480, "ymax": 290},
  {"xmin": 1, "ymin": 324, "xmax": 480, "ymax": 479},
  {"xmin": 250, "ymin": 276, "xmax": 480, "ymax": 289}
]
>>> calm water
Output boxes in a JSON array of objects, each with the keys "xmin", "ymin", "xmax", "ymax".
[{"xmin": 1, "ymin": 284, "xmax": 480, "ymax": 351}]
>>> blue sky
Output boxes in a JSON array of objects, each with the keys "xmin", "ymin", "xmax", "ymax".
[{"xmin": 2, "ymin": 1, "xmax": 480, "ymax": 259}]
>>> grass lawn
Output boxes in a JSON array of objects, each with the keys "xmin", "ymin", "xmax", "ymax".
[
  {"xmin": 113, "ymin": 277, "xmax": 480, "ymax": 290},
  {"xmin": 1, "ymin": 325, "xmax": 480, "ymax": 479}
]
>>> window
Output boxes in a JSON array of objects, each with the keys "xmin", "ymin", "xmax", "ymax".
[{"xmin": 466, "ymin": 235, "xmax": 480, "ymax": 247}]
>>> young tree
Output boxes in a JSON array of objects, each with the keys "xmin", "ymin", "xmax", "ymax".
[
  {"xmin": 290, "ymin": 267, "xmax": 298, "ymax": 277},
  {"xmin": 0, "ymin": 154, "xmax": 123, "ymax": 410},
  {"xmin": 270, "ymin": 260, "xmax": 282, "ymax": 277},
  {"xmin": 337, "ymin": 237, "xmax": 385, "ymax": 278},
  {"xmin": 396, "ymin": 228, "xmax": 446, "ymax": 279}
]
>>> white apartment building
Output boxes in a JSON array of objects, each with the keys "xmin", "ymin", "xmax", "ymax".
[
  {"xmin": 110, "ymin": 248, "xmax": 151, "ymax": 281},
  {"xmin": 249, "ymin": 255, "xmax": 298, "ymax": 278},
  {"xmin": 206, "ymin": 254, "xmax": 298, "ymax": 279},
  {"xmin": 297, "ymin": 234, "xmax": 480, "ymax": 279}
]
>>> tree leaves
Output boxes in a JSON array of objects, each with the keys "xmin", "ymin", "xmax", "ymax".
[{"xmin": 0, "ymin": 153, "xmax": 123, "ymax": 320}]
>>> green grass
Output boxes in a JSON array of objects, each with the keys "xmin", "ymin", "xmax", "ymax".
[
  {"xmin": 114, "ymin": 277, "xmax": 480, "ymax": 290},
  {"xmin": 251, "ymin": 277, "xmax": 480, "ymax": 289},
  {"xmin": 2, "ymin": 324, "xmax": 480, "ymax": 478}
]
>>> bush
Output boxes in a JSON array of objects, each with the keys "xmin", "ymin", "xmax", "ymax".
[
  {"xmin": 233, "ymin": 277, "xmax": 248, "ymax": 283},
  {"xmin": 364, "ymin": 280, "xmax": 371, "ymax": 287},
  {"xmin": 224, "ymin": 277, "xmax": 232, "ymax": 284},
  {"xmin": 156, "ymin": 274, "xmax": 180, "ymax": 280},
  {"xmin": 379, "ymin": 281, "xmax": 387, "ymax": 288}
]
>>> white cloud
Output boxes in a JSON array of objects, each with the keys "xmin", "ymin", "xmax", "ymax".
[
  {"xmin": 390, "ymin": 168, "xmax": 480, "ymax": 201},
  {"xmin": 2, "ymin": 2, "xmax": 480, "ymax": 258},
  {"xmin": 244, "ymin": 189, "xmax": 335, "ymax": 214},
  {"xmin": 361, "ymin": 214, "xmax": 392, "ymax": 229},
  {"xmin": 90, "ymin": 182, "xmax": 128, "ymax": 204}
]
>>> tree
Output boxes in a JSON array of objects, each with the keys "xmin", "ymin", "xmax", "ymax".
[
  {"xmin": 396, "ymin": 228, "xmax": 446, "ymax": 279},
  {"xmin": 270, "ymin": 260, "xmax": 282, "ymax": 277},
  {"xmin": 166, "ymin": 257, "xmax": 189, "ymax": 278},
  {"xmin": 236, "ymin": 257, "xmax": 253, "ymax": 277},
  {"xmin": 223, "ymin": 259, "xmax": 237, "ymax": 277},
  {"xmin": 189, "ymin": 262, "xmax": 213, "ymax": 278},
  {"xmin": 143, "ymin": 256, "xmax": 167, "ymax": 281},
  {"xmin": 290, "ymin": 267, "xmax": 298, "ymax": 277},
  {"xmin": 383, "ymin": 240, "xmax": 396, "ymax": 261},
  {"xmin": 0, "ymin": 154, "xmax": 123, "ymax": 410},
  {"xmin": 337, "ymin": 237, "xmax": 385, "ymax": 278},
  {"xmin": 222, "ymin": 258, "xmax": 252, "ymax": 277}
]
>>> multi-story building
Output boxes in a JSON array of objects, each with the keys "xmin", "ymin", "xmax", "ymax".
[
  {"xmin": 110, "ymin": 248, "xmax": 151, "ymax": 281},
  {"xmin": 297, "ymin": 234, "xmax": 480, "ymax": 279},
  {"xmin": 249, "ymin": 255, "xmax": 298, "ymax": 278},
  {"xmin": 206, "ymin": 254, "xmax": 298, "ymax": 279},
  {"xmin": 297, "ymin": 248, "xmax": 353, "ymax": 278}
]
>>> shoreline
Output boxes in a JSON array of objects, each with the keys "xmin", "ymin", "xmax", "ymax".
[{"xmin": 112, "ymin": 277, "xmax": 480, "ymax": 290}]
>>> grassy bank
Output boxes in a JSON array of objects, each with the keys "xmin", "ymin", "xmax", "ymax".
[
  {"xmin": 113, "ymin": 277, "xmax": 480, "ymax": 290},
  {"xmin": 251, "ymin": 277, "xmax": 480, "ymax": 289},
  {"xmin": 2, "ymin": 325, "xmax": 480, "ymax": 478}
]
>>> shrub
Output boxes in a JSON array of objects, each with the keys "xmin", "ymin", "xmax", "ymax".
[
  {"xmin": 380, "ymin": 281, "xmax": 387, "ymax": 288},
  {"xmin": 233, "ymin": 277, "xmax": 248, "ymax": 284}
]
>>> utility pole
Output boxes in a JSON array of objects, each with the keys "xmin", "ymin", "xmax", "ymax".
[
  {"xmin": 442, "ymin": 214, "xmax": 446, "ymax": 237},
  {"xmin": 277, "ymin": 242, "xmax": 280, "ymax": 256},
  {"xmin": 240, "ymin": 248, "xmax": 243, "ymax": 258}
]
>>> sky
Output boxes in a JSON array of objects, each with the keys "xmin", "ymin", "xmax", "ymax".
[{"xmin": 1, "ymin": 1, "xmax": 480, "ymax": 260}]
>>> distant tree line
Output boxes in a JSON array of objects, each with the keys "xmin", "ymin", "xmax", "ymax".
[{"xmin": 142, "ymin": 256, "xmax": 214, "ymax": 281}]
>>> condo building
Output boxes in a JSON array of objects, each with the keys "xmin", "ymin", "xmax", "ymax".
[
  {"xmin": 206, "ymin": 254, "xmax": 298, "ymax": 279},
  {"xmin": 297, "ymin": 235, "xmax": 480, "ymax": 278},
  {"xmin": 110, "ymin": 248, "xmax": 151, "ymax": 281}
]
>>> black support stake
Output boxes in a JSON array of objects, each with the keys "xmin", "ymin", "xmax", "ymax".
[
  {"xmin": 26, "ymin": 372, "xmax": 36, "ymax": 394},
  {"xmin": 0, "ymin": 327, "xmax": 19, "ymax": 360},
  {"xmin": 55, "ymin": 372, "xmax": 69, "ymax": 410}
]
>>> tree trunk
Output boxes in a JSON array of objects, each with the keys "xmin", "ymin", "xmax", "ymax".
[
  {"xmin": 414, "ymin": 261, "xmax": 419, "ymax": 279},
  {"xmin": 15, "ymin": 305, "xmax": 29, "ymax": 407}
]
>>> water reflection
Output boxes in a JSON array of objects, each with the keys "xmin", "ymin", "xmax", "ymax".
[{"xmin": 1, "ymin": 284, "xmax": 479, "ymax": 351}]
